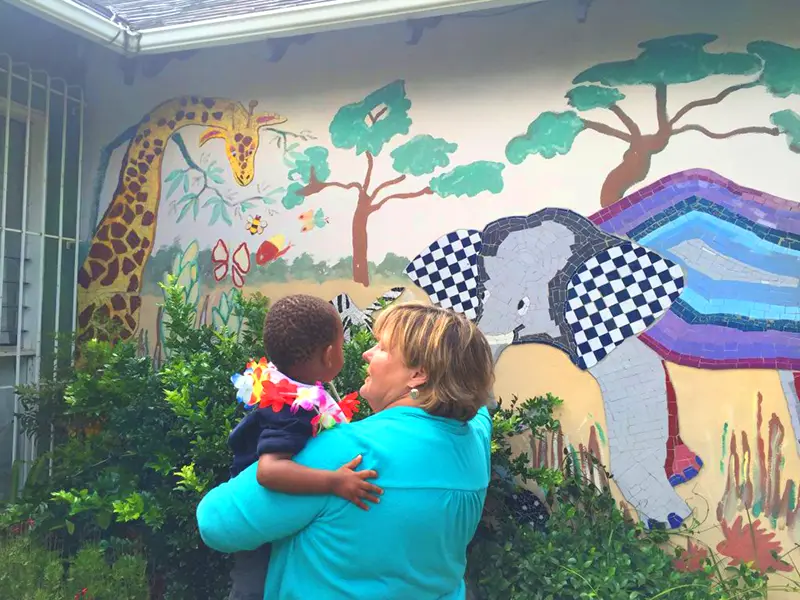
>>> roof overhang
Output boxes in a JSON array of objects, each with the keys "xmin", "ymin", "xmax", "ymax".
[{"xmin": 7, "ymin": 0, "xmax": 546, "ymax": 55}]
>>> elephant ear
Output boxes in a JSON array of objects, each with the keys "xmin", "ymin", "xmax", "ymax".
[
  {"xmin": 404, "ymin": 230, "xmax": 483, "ymax": 320},
  {"xmin": 565, "ymin": 241, "xmax": 685, "ymax": 370}
]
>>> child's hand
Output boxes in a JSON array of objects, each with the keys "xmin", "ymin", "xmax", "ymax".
[{"xmin": 331, "ymin": 455, "xmax": 383, "ymax": 511}]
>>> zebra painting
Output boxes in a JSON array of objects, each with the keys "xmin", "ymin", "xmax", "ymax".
[{"xmin": 329, "ymin": 287, "xmax": 405, "ymax": 341}]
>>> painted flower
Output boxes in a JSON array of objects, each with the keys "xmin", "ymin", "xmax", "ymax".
[
  {"xmin": 673, "ymin": 539, "xmax": 709, "ymax": 573},
  {"xmin": 260, "ymin": 378, "xmax": 299, "ymax": 412},
  {"xmin": 339, "ymin": 392, "xmax": 360, "ymax": 421},
  {"xmin": 311, "ymin": 410, "xmax": 338, "ymax": 437},
  {"xmin": 717, "ymin": 517, "xmax": 793, "ymax": 574}
]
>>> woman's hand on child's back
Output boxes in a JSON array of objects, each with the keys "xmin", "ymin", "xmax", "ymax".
[{"xmin": 331, "ymin": 455, "xmax": 383, "ymax": 511}]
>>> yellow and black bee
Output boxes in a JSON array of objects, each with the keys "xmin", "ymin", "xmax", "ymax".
[{"xmin": 246, "ymin": 215, "xmax": 266, "ymax": 235}]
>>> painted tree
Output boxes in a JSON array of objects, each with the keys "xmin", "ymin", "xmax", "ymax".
[
  {"xmin": 282, "ymin": 80, "xmax": 505, "ymax": 285},
  {"xmin": 506, "ymin": 34, "xmax": 800, "ymax": 207}
]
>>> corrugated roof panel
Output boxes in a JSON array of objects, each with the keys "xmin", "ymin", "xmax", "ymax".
[{"xmin": 81, "ymin": 0, "xmax": 337, "ymax": 29}]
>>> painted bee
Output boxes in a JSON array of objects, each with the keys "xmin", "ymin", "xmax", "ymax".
[{"xmin": 246, "ymin": 215, "xmax": 266, "ymax": 235}]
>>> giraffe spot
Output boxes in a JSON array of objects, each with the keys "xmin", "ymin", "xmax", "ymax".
[
  {"xmin": 235, "ymin": 133, "xmax": 243, "ymax": 142},
  {"xmin": 238, "ymin": 143, "xmax": 245, "ymax": 154},
  {"xmin": 95, "ymin": 305, "xmax": 109, "ymax": 319},
  {"xmin": 131, "ymin": 296, "xmax": 142, "ymax": 312},
  {"xmin": 180, "ymin": 98, "xmax": 188, "ymax": 107},
  {"xmin": 134, "ymin": 135, "xmax": 142, "ymax": 144},
  {"xmin": 109, "ymin": 222, "xmax": 126, "ymax": 238},
  {"xmin": 212, "ymin": 112, "xmax": 223, "ymax": 120},
  {"xmin": 138, "ymin": 176, "xmax": 147, "ymax": 185},
  {"xmin": 96, "ymin": 225, "xmax": 110, "ymax": 241},
  {"xmin": 154, "ymin": 147, "xmax": 162, "ymax": 156},
  {"xmin": 143, "ymin": 141, "xmax": 150, "ymax": 149},
  {"xmin": 157, "ymin": 118, "xmax": 167, "ymax": 127},
  {"xmin": 100, "ymin": 258, "xmax": 119, "ymax": 286},
  {"xmin": 201, "ymin": 112, "xmax": 209, "ymax": 123},
  {"xmin": 186, "ymin": 112, "xmax": 196, "ymax": 120},
  {"xmin": 111, "ymin": 294, "xmax": 126, "ymax": 311},
  {"xmin": 142, "ymin": 129, "xmax": 151, "ymax": 137},
  {"xmin": 89, "ymin": 242, "xmax": 113, "ymax": 261},
  {"xmin": 133, "ymin": 249, "xmax": 146, "ymax": 265},
  {"xmin": 109, "ymin": 204, "xmax": 123, "ymax": 218},
  {"xmin": 122, "ymin": 206, "xmax": 135, "ymax": 224},
  {"xmin": 124, "ymin": 194, "xmax": 136, "ymax": 204},
  {"xmin": 125, "ymin": 315, "xmax": 137, "ymax": 331},
  {"xmin": 202, "ymin": 98, "xmax": 216, "ymax": 109},
  {"xmin": 167, "ymin": 120, "xmax": 176, "ymax": 129},
  {"xmin": 122, "ymin": 257, "xmax": 136, "ymax": 275},
  {"xmin": 129, "ymin": 181, "xmax": 140, "ymax": 193},
  {"xmin": 190, "ymin": 96, "xmax": 199, "ymax": 104},
  {"xmin": 126, "ymin": 167, "xmax": 138, "ymax": 178},
  {"xmin": 243, "ymin": 136, "xmax": 252, "ymax": 146},
  {"xmin": 137, "ymin": 150, "xmax": 146, "ymax": 160},
  {"xmin": 111, "ymin": 239, "xmax": 127, "ymax": 254},
  {"xmin": 154, "ymin": 139, "xmax": 163, "ymax": 147},
  {"xmin": 176, "ymin": 110, "xmax": 185, "ymax": 120},
  {"xmin": 142, "ymin": 211, "xmax": 155, "ymax": 226},
  {"xmin": 89, "ymin": 260, "xmax": 105, "ymax": 279},
  {"xmin": 78, "ymin": 267, "xmax": 91, "ymax": 289},
  {"xmin": 138, "ymin": 162, "xmax": 149, "ymax": 174},
  {"xmin": 128, "ymin": 274, "xmax": 139, "ymax": 292},
  {"xmin": 135, "ymin": 204, "xmax": 144, "ymax": 215},
  {"xmin": 78, "ymin": 305, "xmax": 95, "ymax": 328},
  {"xmin": 145, "ymin": 154, "xmax": 155, "ymax": 164},
  {"xmin": 141, "ymin": 238, "xmax": 151, "ymax": 249},
  {"xmin": 142, "ymin": 114, "xmax": 150, "ymax": 122},
  {"xmin": 126, "ymin": 230, "xmax": 141, "ymax": 248}
]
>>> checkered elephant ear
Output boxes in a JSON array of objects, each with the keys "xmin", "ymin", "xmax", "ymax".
[
  {"xmin": 404, "ymin": 229, "xmax": 483, "ymax": 320},
  {"xmin": 565, "ymin": 241, "xmax": 685, "ymax": 370}
]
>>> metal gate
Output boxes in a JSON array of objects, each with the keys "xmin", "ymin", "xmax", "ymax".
[{"xmin": 0, "ymin": 52, "xmax": 84, "ymax": 499}]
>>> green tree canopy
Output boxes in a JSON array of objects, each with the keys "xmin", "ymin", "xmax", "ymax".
[
  {"xmin": 390, "ymin": 135, "xmax": 458, "ymax": 176},
  {"xmin": 567, "ymin": 85, "xmax": 626, "ymax": 111},
  {"xmin": 506, "ymin": 111, "xmax": 585, "ymax": 164},
  {"xmin": 747, "ymin": 41, "xmax": 800, "ymax": 97},
  {"xmin": 574, "ymin": 33, "xmax": 761, "ymax": 87},
  {"xmin": 282, "ymin": 146, "xmax": 331, "ymax": 208},
  {"xmin": 429, "ymin": 161, "xmax": 505, "ymax": 198},
  {"xmin": 329, "ymin": 80, "xmax": 412, "ymax": 156},
  {"xmin": 771, "ymin": 109, "xmax": 800, "ymax": 152}
]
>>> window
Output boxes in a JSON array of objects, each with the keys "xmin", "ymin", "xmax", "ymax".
[{"xmin": 0, "ymin": 55, "xmax": 84, "ymax": 500}]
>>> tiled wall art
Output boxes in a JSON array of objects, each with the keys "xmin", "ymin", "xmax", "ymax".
[{"xmin": 406, "ymin": 169, "xmax": 800, "ymax": 529}]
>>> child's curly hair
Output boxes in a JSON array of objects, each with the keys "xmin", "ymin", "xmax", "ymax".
[{"xmin": 263, "ymin": 294, "xmax": 341, "ymax": 371}]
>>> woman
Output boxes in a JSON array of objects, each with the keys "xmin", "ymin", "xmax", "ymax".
[{"xmin": 197, "ymin": 302, "xmax": 494, "ymax": 599}]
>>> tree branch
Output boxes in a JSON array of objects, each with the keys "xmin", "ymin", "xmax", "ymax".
[
  {"xmin": 363, "ymin": 152, "xmax": 375, "ymax": 196},
  {"xmin": 654, "ymin": 83, "xmax": 669, "ymax": 133},
  {"xmin": 582, "ymin": 120, "xmax": 632, "ymax": 143},
  {"xmin": 369, "ymin": 175, "xmax": 406, "ymax": 201},
  {"xmin": 673, "ymin": 124, "xmax": 780, "ymax": 139},
  {"xmin": 670, "ymin": 80, "xmax": 760, "ymax": 126},
  {"xmin": 371, "ymin": 186, "xmax": 433, "ymax": 213},
  {"xmin": 368, "ymin": 107, "xmax": 388, "ymax": 125},
  {"xmin": 300, "ymin": 166, "xmax": 362, "ymax": 197},
  {"xmin": 608, "ymin": 105, "xmax": 641, "ymax": 137}
]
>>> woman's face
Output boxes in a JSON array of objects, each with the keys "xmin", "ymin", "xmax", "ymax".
[{"xmin": 360, "ymin": 336, "xmax": 417, "ymax": 412}]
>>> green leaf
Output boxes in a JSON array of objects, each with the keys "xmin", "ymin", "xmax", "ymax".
[
  {"xmin": 192, "ymin": 197, "xmax": 199, "ymax": 220},
  {"xmin": 209, "ymin": 173, "xmax": 225, "ymax": 185},
  {"xmin": 429, "ymin": 161, "xmax": 505, "ymax": 198},
  {"xmin": 96, "ymin": 511, "xmax": 111, "ymax": 530},
  {"xmin": 219, "ymin": 204, "xmax": 233, "ymax": 226},
  {"xmin": 566, "ymin": 85, "xmax": 626, "ymax": 111},
  {"xmin": 179, "ymin": 192, "xmax": 198, "ymax": 206},
  {"xmin": 260, "ymin": 197, "xmax": 275, "ymax": 205},
  {"xmin": 208, "ymin": 205, "xmax": 221, "ymax": 226},
  {"xmin": 329, "ymin": 80, "xmax": 412, "ymax": 155},
  {"xmin": 390, "ymin": 134, "xmax": 458, "ymax": 176},
  {"xmin": 165, "ymin": 169, "xmax": 183, "ymax": 183},
  {"xmin": 166, "ymin": 171, "xmax": 185, "ymax": 199},
  {"xmin": 65, "ymin": 520, "xmax": 75, "ymax": 535},
  {"xmin": 282, "ymin": 182, "xmax": 306, "ymax": 210},
  {"xmin": 177, "ymin": 201, "xmax": 193, "ymax": 223},
  {"xmin": 770, "ymin": 109, "xmax": 800, "ymax": 151},
  {"xmin": 183, "ymin": 171, "xmax": 190, "ymax": 193},
  {"xmin": 288, "ymin": 146, "xmax": 330, "ymax": 185},
  {"xmin": 240, "ymin": 200, "xmax": 254, "ymax": 212},
  {"xmin": 748, "ymin": 41, "xmax": 800, "ymax": 97},
  {"xmin": 506, "ymin": 111, "xmax": 586, "ymax": 164}
]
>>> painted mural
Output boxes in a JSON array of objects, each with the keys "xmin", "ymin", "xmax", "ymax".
[{"xmin": 84, "ymin": 17, "xmax": 800, "ymax": 590}]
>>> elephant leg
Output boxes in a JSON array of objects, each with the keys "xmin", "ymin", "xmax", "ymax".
[
  {"xmin": 662, "ymin": 361, "xmax": 704, "ymax": 486},
  {"xmin": 588, "ymin": 337, "xmax": 691, "ymax": 529},
  {"xmin": 779, "ymin": 371, "xmax": 800, "ymax": 457}
]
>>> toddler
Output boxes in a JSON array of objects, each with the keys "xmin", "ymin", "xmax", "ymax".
[{"xmin": 226, "ymin": 294, "xmax": 382, "ymax": 600}]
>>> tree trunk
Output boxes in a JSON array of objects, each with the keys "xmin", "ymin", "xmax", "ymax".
[
  {"xmin": 600, "ymin": 133, "xmax": 670, "ymax": 208},
  {"xmin": 351, "ymin": 197, "xmax": 371, "ymax": 287}
]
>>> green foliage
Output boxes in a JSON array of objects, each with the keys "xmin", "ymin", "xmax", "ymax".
[
  {"xmin": 329, "ymin": 80, "xmax": 412, "ymax": 156},
  {"xmin": 390, "ymin": 134, "xmax": 458, "ymax": 176},
  {"xmin": 429, "ymin": 161, "xmax": 506, "ymax": 198},
  {"xmin": 566, "ymin": 85, "xmax": 625, "ymax": 110},
  {"xmin": 771, "ymin": 109, "xmax": 800, "ymax": 151},
  {"xmin": 574, "ymin": 33, "xmax": 761, "ymax": 87},
  {"xmin": 506, "ymin": 111, "xmax": 585, "ymax": 164},
  {"xmin": 748, "ymin": 41, "xmax": 800, "ymax": 97},
  {"xmin": 332, "ymin": 327, "xmax": 376, "ymax": 421}
]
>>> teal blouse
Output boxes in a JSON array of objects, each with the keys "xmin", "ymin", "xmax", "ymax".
[{"xmin": 197, "ymin": 406, "xmax": 492, "ymax": 600}]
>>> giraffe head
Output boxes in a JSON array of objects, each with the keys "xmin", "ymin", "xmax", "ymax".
[{"xmin": 199, "ymin": 100, "xmax": 287, "ymax": 186}]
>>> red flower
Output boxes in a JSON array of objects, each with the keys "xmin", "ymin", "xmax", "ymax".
[
  {"xmin": 673, "ymin": 540, "xmax": 708, "ymax": 573},
  {"xmin": 339, "ymin": 392, "xmax": 361, "ymax": 421},
  {"xmin": 259, "ymin": 378, "xmax": 298, "ymax": 412},
  {"xmin": 717, "ymin": 517, "xmax": 792, "ymax": 574}
]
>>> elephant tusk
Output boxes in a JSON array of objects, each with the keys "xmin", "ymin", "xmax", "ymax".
[{"xmin": 484, "ymin": 332, "xmax": 515, "ymax": 347}]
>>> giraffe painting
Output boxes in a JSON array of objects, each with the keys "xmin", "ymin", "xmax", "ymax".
[{"xmin": 77, "ymin": 96, "xmax": 287, "ymax": 343}]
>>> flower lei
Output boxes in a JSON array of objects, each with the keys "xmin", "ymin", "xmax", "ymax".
[{"xmin": 231, "ymin": 358, "xmax": 360, "ymax": 436}]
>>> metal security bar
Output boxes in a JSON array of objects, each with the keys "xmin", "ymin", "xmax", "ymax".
[{"xmin": 0, "ymin": 53, "xmax": 84, "ymax": 499}]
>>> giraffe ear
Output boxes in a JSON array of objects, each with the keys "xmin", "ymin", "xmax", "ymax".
[
  {"xmin": 199, "ymin": 129, "xmax": 225, "ymax": 146},
  {"xmin": 256, "ymin": 114, "xmax": 283, "ymax": 125}
]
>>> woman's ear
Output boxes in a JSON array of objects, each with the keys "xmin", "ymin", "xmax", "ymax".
[{"xmin": 408, "ymin": 368, "xmax": 428, "ymax": 390}]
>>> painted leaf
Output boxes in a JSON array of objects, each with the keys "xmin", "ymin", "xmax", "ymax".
[
  {"xmin": 287, "ymin": 146, "xmax": 330, "ymax": 185},
  {"xmin": 770, "ymin": 109, "xmax": 800, "ymax": 152},
  {"xmin": 282, "ymin": 182, "xmax": 306, "ymax": 210},
  {"xmin": 209, "ymin": 205, "xmax": 221, "ymax": 226},
  {"xmin": 390, "ymin": 134, "xmax": 458, "ymax": 176},
  {"xmin": 165, "ymin": 169, "xmax": 182, "ymax": 183},
  {"xmin": 748, "ymin": 41, "xmax": 800, "ymax": 98},
  {"xmin": 429, "ymin": 161, "xmax": 505, "ymax": 198},
  {"xmin": 233, "ymin": 242, "xmax": 251, "ymax": 273},
  {"xmin": 566, "ymin": 85, "xmax": 626, "ymax": 111},
  {"xmin": 219, "ymin": 204, "xmax": 233, "ymax": 226},
  {"xmin": 329, "ymin": 80, "xmax": 412, "ymax": 156},
  {"xmin": 209, "ymin": 172, "xmax": 225, "ymax": 185},
  {"xmin": 177, "ymin": 201, "xmax": 193, "ymax": 223},
  {"xmin": 506, "ymin": 111, "xmax": 586, "ymax": 163},
  {"xmin": 166, "ymin": 172, "xmax": 185, "ymax": 199},
  {"xmin": 183, "ymin": 172, "xmax": 191, "ymax": 193},
  {"xmin": 574, "ymin": 34, "xmax": 761, "ymax": 87}
]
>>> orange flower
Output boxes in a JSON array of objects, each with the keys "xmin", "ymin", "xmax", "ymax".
[
  {"xmin": 260, "ymin": 378, "xmax": 298, "ymax": 412},
  {"xmin": 339, "ymin": 392, "xmax": 361, "ymax": 421}
]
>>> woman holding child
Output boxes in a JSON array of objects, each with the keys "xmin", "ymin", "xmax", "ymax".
[{"xmin": 197, "ymin": 295, "xmax": 494, "ymax": 600}]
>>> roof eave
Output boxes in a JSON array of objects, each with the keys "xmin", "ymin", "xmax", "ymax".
[{"xmin": 7, "ymin": 0, "xmax": 546, "ymax": 56}]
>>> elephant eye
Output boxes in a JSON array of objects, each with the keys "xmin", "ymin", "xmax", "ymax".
[{"xmin": 517, "ymin": 297, "xmax": 530, "ymax": 316}]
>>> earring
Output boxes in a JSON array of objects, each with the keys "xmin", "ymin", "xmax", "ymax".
[{"xmin": 410, "ymin": 388, "xmax": 419, "ymax": 400}]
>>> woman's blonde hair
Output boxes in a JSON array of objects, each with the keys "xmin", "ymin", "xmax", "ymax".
[{"xmin": 372, "ymin": 302, "xmax": 495, "ymax": 422}]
